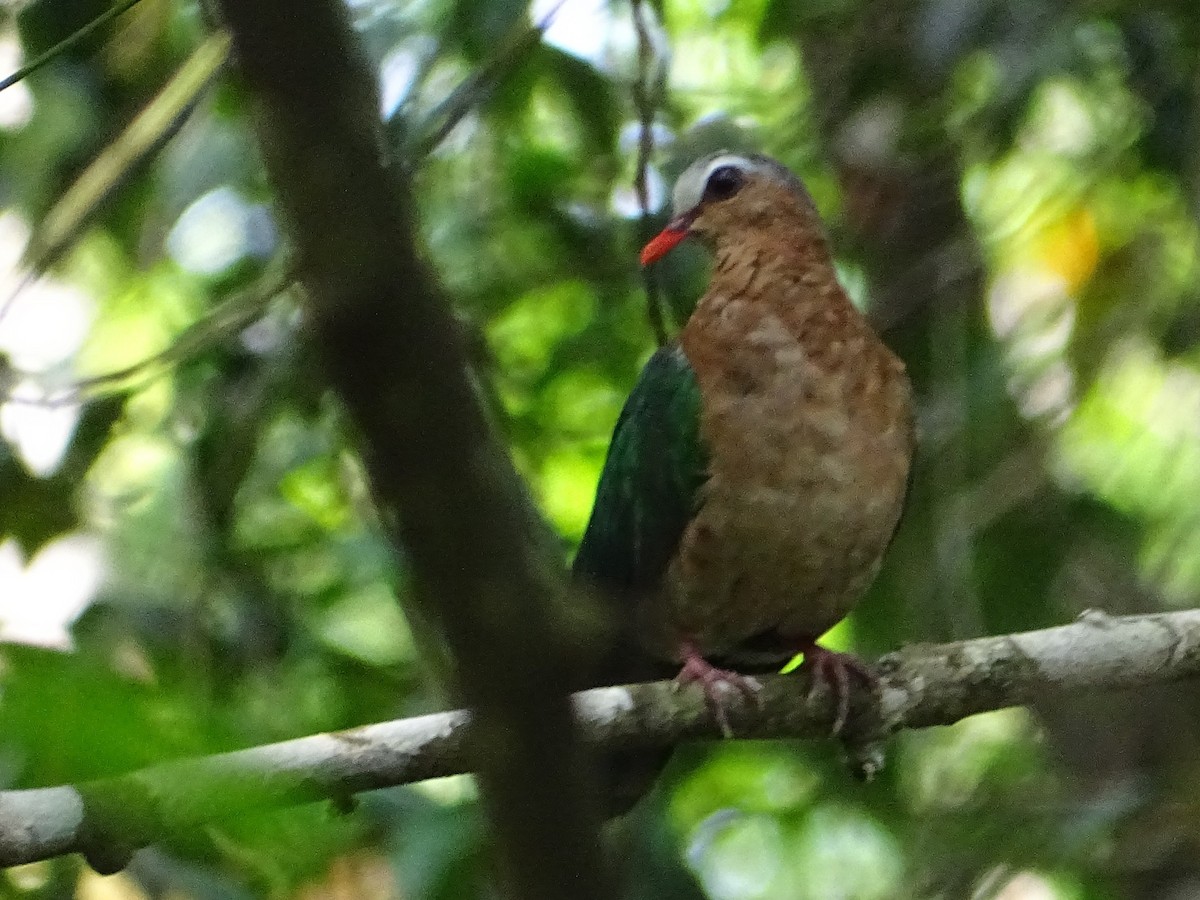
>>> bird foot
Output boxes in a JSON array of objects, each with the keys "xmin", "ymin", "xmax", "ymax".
[
  {"xmin": 799, "ymin": 641, "xmax": 877, "ymax": 736},
  {"xmin": 674, "ymin": 644, "xmax": 761, "ymax": 738}
]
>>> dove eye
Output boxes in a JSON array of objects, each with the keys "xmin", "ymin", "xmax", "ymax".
[{"xmin": 702, "ymin": 165, "xmax": 746, "ymax": 202}]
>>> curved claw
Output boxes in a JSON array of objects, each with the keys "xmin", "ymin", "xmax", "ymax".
[
  {"xmin": 675, "ymin": 643, "xmax": 762, "ymax": 738},
  {"xmin": 799, "ymin": 641, "xmax": 877, "ymax": 735}
]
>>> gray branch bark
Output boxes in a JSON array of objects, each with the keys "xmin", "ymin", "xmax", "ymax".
[{"xmin": 4, "ymin": 609, "xmax": 1199, "ymax": 870}]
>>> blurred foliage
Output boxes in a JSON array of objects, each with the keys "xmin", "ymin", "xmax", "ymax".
[{"xmin": 0, "ymin": 0, "xmax": 1197, "ymax": 897}]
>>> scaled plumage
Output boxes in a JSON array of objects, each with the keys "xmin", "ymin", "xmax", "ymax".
[{"xmin": 575, "ymin": 151, "xmax": 914, "ymax": 743}]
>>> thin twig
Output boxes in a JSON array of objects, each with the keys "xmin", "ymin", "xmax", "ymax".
[
  {"xmin": 631, "ymin": 0, "xmax": 670, "ymax": 346},
  {"xmin": 0, "ymin": 0, "xmax": 144, "ymax": 94},
  {"xmin": 0, "ymin": 264, "xmax": 291, "ymax": 409},
  {"xmin": 0, "ymin": 32, "xmax": 231, "ymax": 330},
  {"xmin": 22, "ymin": 32, "xmax": 231, "ymax": 276},
  {"xmin": 406, "ymin": 0, "xmax": 568, "ymax": 160}
]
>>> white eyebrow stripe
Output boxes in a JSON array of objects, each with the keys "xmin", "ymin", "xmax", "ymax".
[{"xmin": 671, "ymin": 154, "xmax": 758, "ymax": 215}]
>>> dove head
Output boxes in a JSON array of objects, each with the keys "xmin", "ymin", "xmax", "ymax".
[{"xmin": 640, "ymin": 152, "xmax": 823, "ymax": 266}]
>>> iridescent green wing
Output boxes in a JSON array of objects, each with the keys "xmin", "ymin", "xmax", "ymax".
[{"xmin": 573, "ymin": 344, "xmax": 708, "ymax": 592}]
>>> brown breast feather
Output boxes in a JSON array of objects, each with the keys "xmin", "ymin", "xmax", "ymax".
[{"xmin": 649, "ymin": 231, "xmax": 914, "ymax": 663}]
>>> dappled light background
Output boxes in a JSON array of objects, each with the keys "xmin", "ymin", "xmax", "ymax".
[{"xmin": 0, "ymin": 0, "xmax": 1198, "ymax": 897}]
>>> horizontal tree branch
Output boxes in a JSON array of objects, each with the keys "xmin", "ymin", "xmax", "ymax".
[{"xmin": 4, "ymin": 608, "xmax": 1200, "ymax": 870}]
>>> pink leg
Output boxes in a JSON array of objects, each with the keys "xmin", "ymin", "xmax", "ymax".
[
  {"xmin": 674, "ymin": 641, "xmax": 761, "ymax": 738},
  {"xmin": 796, "ymin": 639, "xmax": 876, "ymax": 735}
]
